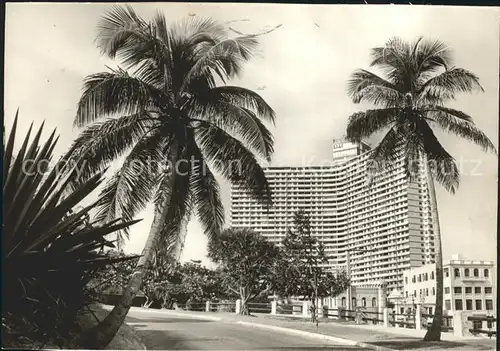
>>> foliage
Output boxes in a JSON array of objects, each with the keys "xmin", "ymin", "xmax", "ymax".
[
  {"xmin": 2, "ymin": 114, "xmax": 139, "ymax": 348},
  {"xmin": 207, "ymin": 228, "xmax": 280, "ymax": 314},
  {"xmin": 68, "ymin": 4, "xmax": 277, "ymax": 253},
  {"xmin": 92, "ymin": 252, "xmax": 224, "ymax": 309},
  {"xmin": 346, "ymin": 36, "xmax": 496, "ymax": 192},
  {"xmin": 273, "ymin": 211, "xmax": 350, "ymax": 306}
]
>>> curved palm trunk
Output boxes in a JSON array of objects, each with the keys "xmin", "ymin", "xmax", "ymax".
[
  {"xmin": 423, "ymin": 168, "xmax": 443, "ymax": 341},
  {"xmin": 77, "ymin": 149, "xmax": 179, "ymax": 349}
]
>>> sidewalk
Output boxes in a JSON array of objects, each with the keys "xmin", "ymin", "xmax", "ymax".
[{"xmin": 133, "ymin": 308, "xmax": 496, "ymax": 351}]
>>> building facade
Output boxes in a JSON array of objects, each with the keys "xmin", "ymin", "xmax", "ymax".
[
  {"xmin": 402, "ymin": 255, "xmax": 496, "ymax": 315},
  {"xmin": 230, "ymin": 140, "xmax": 439, "ymax": 291}
]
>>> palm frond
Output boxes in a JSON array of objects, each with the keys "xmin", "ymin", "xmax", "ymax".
[
  {"xmin": 180, "ymin": 35, "xmax": 259, "ymax": 93},
  {"xmin": 75, "ymin": 69, "xmax": 163, "ymax": 126},
  {"xmin": 346, "ymin": 108, "xmax": 401, "ymax": 143},
  {"xmin": 413, "ymin": 38, "xmax": 453, "ymax": 75},
  {"xmin": 347, "ymin": 69, "xmax": 402, "ymax": 106},
  {"xmin": 96, "ymin": 4, "xmax": 149, "ymax": 59},
  {"xmin": 94, "ymin": 131, "xmax": 168, "ymax": 244},
  {"xmin": 425, "ymin": 106, "xmax": 497, "ymax": 153},
  {"xmin": 195, "ymin": 121, "xmax": 272, "ymax": 206},
  {"xmin": 417, "ymin": 68, "xmax": 484, "ymax": 105},
  {"xmin": 417, "ymin": 120, "xmax": 460, "ymax": 193},
  {"xmin": 188, "ymin": 142, "xmax": 224, "ymax": 241},
  {"xmin": 191, "ymin": 102, "xmax": 274, "ymax": 161},
  {"xmin": 68, "ymin": 112, "xmax": 158, "ymax": 187}
]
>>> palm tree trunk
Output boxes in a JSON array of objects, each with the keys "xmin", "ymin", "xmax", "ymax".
[
  {"xmin": 423, "ymin": 167, "xmax": 443, "ymax": 341},
  {"xmin": 77, "ymin": 146, "xmax": 179, "ymax": 349}
]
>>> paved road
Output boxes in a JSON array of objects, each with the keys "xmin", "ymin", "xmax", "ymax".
[{"xmin": 126, "ymin": 310, "xmax": 365, "ymax": 350}]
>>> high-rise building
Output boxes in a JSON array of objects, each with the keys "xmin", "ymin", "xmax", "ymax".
[{"xmin": 230, "ymin": 140, "xmax": 438, "ymax": 291}]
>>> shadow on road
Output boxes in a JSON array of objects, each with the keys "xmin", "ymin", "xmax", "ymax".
[{"xmin": 126, "ymin": 317, "xmax": 213, "ymax": 323}]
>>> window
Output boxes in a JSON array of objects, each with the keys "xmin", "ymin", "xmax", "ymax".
[
  {"xmin": 425, "ymin": 288, "xmax": 429, "ymax": 296},
  {"xmin": 432, "ymin": 287, "xmax": 435, "ymax": 296},
  {"xmin": 412, "ymin": 276, "xmax": 416, "ymax": 283},
  {"xmin": 475, "ymin": 300, "xmax": 482, "ymax": 310},
  {"xmin": 444, "ymin": 287, "xmax": 450, "ymax": 294},
  {"xmin": 430, "ymin": 271, "xmax": 435, "ymax": 280},
  {"xmin": 372, "ymin": 297, "xmax": 377, "ymax": 307},
  {"xmin": 455, "ymin": 299, "xmax": 463, "ymax": 310},
  {"xmin": 444, "ymin": 268, "xmax": 449, "ymax": 277},
  {"xmin": 352, "ymin": 297, "xmax": 357, "ymax": 308},
  {"xmin": 361, "ymin": 297, "xmax": 366, "ymax": 307},
  {"xmin": 475, "ymin": 287, "xmax": 481, "ymax": 294},
  {"xmin": 405, "ymin": 277, "xmax": 408, "ymax": 284},
  {"xmin": 413, "ymin": 290, "xmax": 416, "ymax": 297},
  {"xmin": 464, "ymin": 268, "xmax": 470, "ymax": 277},
  {"xmin": 485, "ymin": 300, "xmax": 493, "ymax": 310},
  {"xmin": 485, "ymin": 287, "xmax": 492, "ymax": 294},
  {"xmin": 445, "ymin": 300, "xmax": 451, "ymax": 310},
  {"xmin": 454, "ymin": 268, "xmax": 460, "ymax": 278},
  {"xmin": 405, "ymin": 291, "xmax": 408, "ymax": 298},
  {"xmin": 466, "ymin": 299, "xmax": 473, "ymax": 310},
  {"xmin": 341, "ymin": 297, "xmax": 346, "ymax": 307},
  {"xmin": 454, "ymin": 287, "xmax": 462, "ymax": 294},
  {"xmin": 465, "ymin": 287, "xmax": 472, "ymax": 294},
  {"xmin": 473, "ymin": 268, "xmax": 479, "ymax": 277},
  {"xmin": 418, "ymin": 274, "xmax": 422, "ymax": 282},
  {"xmin": 484, "ymin": 269, "xmax": 489, "ymax": 278},
  {"xmin": 424, "ymin": 273, "xmax": 428, "ymax": 281}
]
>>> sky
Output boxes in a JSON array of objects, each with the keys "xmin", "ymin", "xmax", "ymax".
[{"xmin": 4, "ymin": 3, "xmax": 499, "ymax": 266}]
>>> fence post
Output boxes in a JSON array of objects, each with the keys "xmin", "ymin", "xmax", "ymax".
[
  {"xmin": 302, "ymin": 301, "xmax": 310, "ymax": 317},
  {"xmin": 235, "ymin": 299, "xmax": 241, "ymax": 315},
  {"xmin": 383, "ymin": 308, "xmax": 389, "ymax": 327},
  {"xmin": 271, "ymin": 300, "xmax": 277, "ymax": 315},
  {"xmin": 205, "ymin": 300, "xmax": 211, "ymax": 312},
  {"xmin": 415, "ymin": 305, "xmax": 422, "ymax": 330}
]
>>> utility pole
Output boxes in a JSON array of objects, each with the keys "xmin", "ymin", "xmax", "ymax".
[{"xmin": 346, "ymin": 251, "xmax": 352, "ymax": 310}]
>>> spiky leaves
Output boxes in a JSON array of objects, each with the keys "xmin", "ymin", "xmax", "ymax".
[
  {"xmin": 2, "ymin": 115, "xmax": 140, "ymax": 346},
  {"xmin": 346, "ymin": 36, "xmax": 496, "ymax": 193}
]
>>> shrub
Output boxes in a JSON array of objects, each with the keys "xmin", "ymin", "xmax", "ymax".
[{"xmin": 2, "ymin": 113, "xmax": 140, "ymax": 348}]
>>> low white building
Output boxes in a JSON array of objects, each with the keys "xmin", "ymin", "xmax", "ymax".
[{"xmin": 402, "ymin": 254, "xmax": 496, "ymax": 316}]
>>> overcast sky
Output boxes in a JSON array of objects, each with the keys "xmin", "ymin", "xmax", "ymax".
[{"xmin": 5, "ymin": 3, "xmax": 499, "ymax": 265}]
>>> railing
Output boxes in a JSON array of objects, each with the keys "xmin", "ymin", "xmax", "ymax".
[
  {"xmin": 248, "ymin": 302, "xmax": 272, "ymax": 314},
  {"xmin": 421, "ymin": 314, "xmax": 454, "ymax": 332},
  {"xmin": 276, "ymin": 303, "xmax": 303, "ymax": 315},
  {"xmin": 209, "ymin": 301, "xmax": 236, "ymax": 313},
  {"xmin": 389, "ymin": 312, "xmax": 416, "ymax": 328},
  {"xmin": 175, "ymin": 302, "xmax": 205, "ymax": 312},
  {"xmin": 468, "ymin": 315, "xmax": 496, "ymax": 338},
  {"xmin": 362, "ymin": 310, "xmax": 384, "ymax": 324}
]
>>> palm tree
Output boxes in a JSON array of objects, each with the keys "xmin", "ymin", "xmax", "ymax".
[
  {"xmin": 70, "ymin": 6, "xmax": 276, "ymax": 348},
  {"xmin": 345, "ymin": 37, "xmax": 496, "ymax": 341}
]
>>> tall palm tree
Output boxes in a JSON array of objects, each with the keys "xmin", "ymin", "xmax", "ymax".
[
  {"xmin": 345, "ymin": 37, "xmax": 496, "ymax": 341},
  {"xmin": 70, "ymin": 6, "xmax": 276, "ymax": 348}
]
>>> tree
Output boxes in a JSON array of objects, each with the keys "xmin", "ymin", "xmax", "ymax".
[
  {"xmin": 207, "ymin": 228, "xmax": 280, "ymax": 315},
  {"xmin": 273, "ymin": 211, "xmax": 350, "ymax": 322},
  {"xmin": 71, "ymin": 6, "xmax": 277, "ymax": 348},
  {"xmin": 345, "ymin": 37, "xmax": 496, "ymax": 341}
]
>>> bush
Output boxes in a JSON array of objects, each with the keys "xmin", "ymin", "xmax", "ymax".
[{"xmin": 2, "ymin": 114, "xmax": 140, "ymax": 348}]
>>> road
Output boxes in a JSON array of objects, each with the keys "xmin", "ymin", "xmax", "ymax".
[{"xmin": 125, "ymin": 310, "xmax": 365, "ymax": 350}]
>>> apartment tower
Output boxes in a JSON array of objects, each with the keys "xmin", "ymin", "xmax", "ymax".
[{"xmin": 230, "ymin": 140, "xmax": 438, "ymax": 291}]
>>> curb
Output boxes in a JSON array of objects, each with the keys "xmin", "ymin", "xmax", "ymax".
[{"xmin": 234, "ymin": 320, "xmax": 397, "ymax": 351}]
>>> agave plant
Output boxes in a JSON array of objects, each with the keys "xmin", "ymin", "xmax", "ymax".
[{"xmin": 2, "ymin": 112, "xmax": 140, "ymax": 348}]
